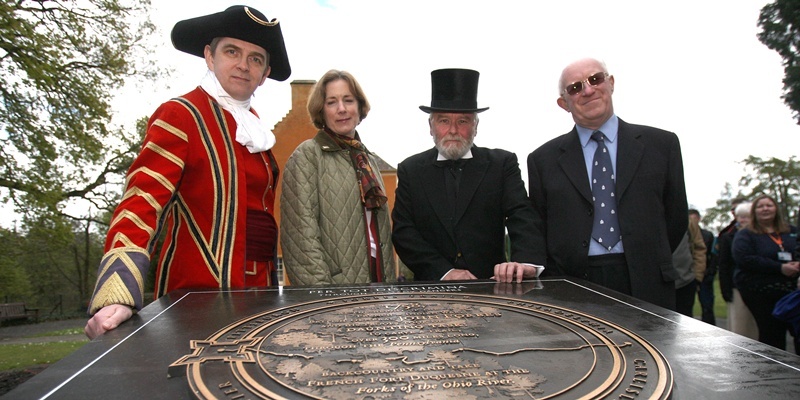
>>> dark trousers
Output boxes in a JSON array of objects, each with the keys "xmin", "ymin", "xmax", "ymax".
[
  {"xmin": 587, "ymin": 254, "xmax": 631, "ymax": 295},
  {"xmin": 739, "ymin": 285, "xmax": 794, "ymax": 353},
  {"xmin": 676, "ymin": 280, "xmax": 698, "ymax": 318},
  {"xmin": 698, "ymin": 274, "xmax": 716, "ymax": 325}
]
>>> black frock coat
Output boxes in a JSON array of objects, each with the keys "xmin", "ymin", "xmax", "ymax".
[{"xmin": 392, "ymin": 146, "xmax": 544, "ymax": 281}]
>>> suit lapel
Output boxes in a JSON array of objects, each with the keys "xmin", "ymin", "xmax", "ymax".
[
  {"xmin": 420, "ymin": 149, "xmax": 457, "ymax": 240},
  {"xmin": 453, "ymin": 147, "xmax": 488, "ymax": 224},
  {"xmin": 615, "ymin": 119, "xmax": 644, "ymax": 200},
  {"xmin": 557, "ymin": 129, "xmax": 593, "ymax": 204}
]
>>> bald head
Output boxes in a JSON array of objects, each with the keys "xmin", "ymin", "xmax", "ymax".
[
  {"xmin": 558, "ymin": 58, "xmax": 609, "ymax": 94},
  {"xmin": 556, "ymin": 58, "xmax": 615, "ymax": 130}
]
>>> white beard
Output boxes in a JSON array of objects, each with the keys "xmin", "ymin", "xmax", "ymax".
[{"xmin": 434, "ymin": 133, "xmax": 475, "ymax": 160}]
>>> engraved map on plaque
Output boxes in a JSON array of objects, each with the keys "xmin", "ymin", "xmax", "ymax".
[{"xmin": 170, "ymin": 292, "xmax": 672, "ymax": 399}]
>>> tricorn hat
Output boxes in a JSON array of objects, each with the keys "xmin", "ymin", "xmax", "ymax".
[
  {"xmin": 171, "ymin": 5, "xmax": 291, "ymax": 81},
  {"xmin": 419, "ymin": 68, "xmax": 489, "ymax": 113}
]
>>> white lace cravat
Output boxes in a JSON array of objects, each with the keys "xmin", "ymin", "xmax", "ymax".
[{"xmin": 199, "ymin": 70, "xmax": 275, "ymax": 153}]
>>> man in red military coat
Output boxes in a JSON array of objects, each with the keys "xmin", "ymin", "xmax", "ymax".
[{"xmin": 85, "ymin": 5, "xmax": 291, "ymax": 339}]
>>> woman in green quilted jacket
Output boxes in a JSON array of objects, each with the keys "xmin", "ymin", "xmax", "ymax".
[{"xmin": 280, "ymin": 70, "xmax": 405, "ymax": 285}]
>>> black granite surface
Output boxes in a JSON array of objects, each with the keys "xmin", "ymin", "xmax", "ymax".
[{"xmin": 6, "ymin": 278, "xmax": 800, "ymax": 399}]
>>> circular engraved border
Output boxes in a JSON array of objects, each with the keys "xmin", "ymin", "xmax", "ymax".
[{"xmin": 177, "ymin": 293, "xmax": 672, "ymax": 399}]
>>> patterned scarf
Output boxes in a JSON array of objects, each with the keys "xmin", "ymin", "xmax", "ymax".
[{"xmin": 323, "ymin": 128, "xmax": 387, "ymax": 209}]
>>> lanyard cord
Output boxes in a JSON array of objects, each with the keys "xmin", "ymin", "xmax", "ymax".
[{"xmin": 768, "ymin": 232, "xmax": 785, "ymax": 252}]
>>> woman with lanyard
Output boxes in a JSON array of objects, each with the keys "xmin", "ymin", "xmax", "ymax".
[{"xmin": 733, "ymin": 194, "xmax": 800, "ymax": 353}]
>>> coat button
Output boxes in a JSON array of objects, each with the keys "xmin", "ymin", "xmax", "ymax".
[{"xmin": 582, "ymin": 241, "xmax": 588, "ymax": 247}]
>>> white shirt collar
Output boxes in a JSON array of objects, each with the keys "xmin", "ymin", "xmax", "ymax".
[
  {"xmin": 436, "ymin": 149, "xmax": 474, "ymax": 161},
  {"xmin": 199, "ymin": 70, "xmax": 275, "ymax": 153}
]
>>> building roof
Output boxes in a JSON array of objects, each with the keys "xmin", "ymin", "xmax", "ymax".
[{"xmin": 372, "ymin": 153, "xmax": 396, "ymax": 172}]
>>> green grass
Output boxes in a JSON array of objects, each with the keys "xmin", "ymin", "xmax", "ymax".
[
  {"xmin": 30, "ymin": 328, "xmax": 84, "ymax": 338},
  {"xmin": 0, "ymin": 341, "xmax": 86, "ymax": 371},
  {"xmin": 0, "ymin": 327, "xmax": 88, "ymax": 371}
]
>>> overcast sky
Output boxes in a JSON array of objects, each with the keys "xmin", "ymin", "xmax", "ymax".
[{"xmin": 98, "ymin": 0, "xmax": 800, "ymax": 224}]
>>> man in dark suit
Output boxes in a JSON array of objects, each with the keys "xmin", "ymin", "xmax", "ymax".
[
  {"xmin": 392, "ymin": 68, "xmax": 544, "ymax": 283},
  {"xmin": 527, "ymin": 58, "xmax": 687, "ymax": 310}
]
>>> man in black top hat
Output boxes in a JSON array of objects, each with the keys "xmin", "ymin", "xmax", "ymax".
[
  {"xmin": 85, "ymin": 6, "xmax": 290, "ymax": 339},
  {"xmin": 392, "ymin": 69, "xmax": 545, "ymax": 283}
]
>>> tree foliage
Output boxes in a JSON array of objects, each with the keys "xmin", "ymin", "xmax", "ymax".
[
  {"xmin": 758, "ymin": 0, "xmax": 800, "ymax": 124},
  {"xmin": 21, "ymin": 216, "xmax": 106, "ymax": 313},
  {"xmin": 0, "ymin": 0, "xmax": 160, "ymax": 226},
  {"xmin": 0, "ymin": 228, "xmax": 32, "ymax": 302},
  {"xmin": 0, "ymin": 1, "xmax": 165, "ymax": 312},
  {"xmin": 702, "ymin": 156, "xmax": 800, "ymax": 231},
  {"xmin": 0, "ymin": 216, "xmax": 106, "ymax": 314}
]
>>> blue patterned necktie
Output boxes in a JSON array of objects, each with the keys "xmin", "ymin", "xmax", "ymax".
[{"xmin": 591, "ymin": 131, "xmax": 620, "ymax": 250}]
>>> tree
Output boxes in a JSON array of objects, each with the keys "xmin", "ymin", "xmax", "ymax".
[
  {"xmin": 1, "ymin": 1, "xmax": 165, "ymax": 312},
  {"xmin": 0, "ymin": 228, "xmax": 32, "ymax": 302},
  {"xmin": 757, "ymin": 0, "xmax": 800, "ymax": 124},
  {"xmin": 16, "ymin": 215, "xmax": 106, "ymax": 313},
  {"xmin": 738, "ymin": 156, "xmax": 800, "ymax": 221},
  {"xmin": 0, "ymin": 0, "xmax": 161, "ymax": 227},
  {"xmin": 702, "ymin": 156, "xmax": 800, "ymax": 231}
]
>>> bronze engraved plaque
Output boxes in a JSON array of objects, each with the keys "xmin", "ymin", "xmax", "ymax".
[{"xmin": 171, "ymin": 292, "xmax": 672, "ymax": 399}]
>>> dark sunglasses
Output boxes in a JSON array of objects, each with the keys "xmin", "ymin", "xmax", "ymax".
[{"xmin": 563, "ymin": 72, "xmax": 609, "ymax": 96}]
